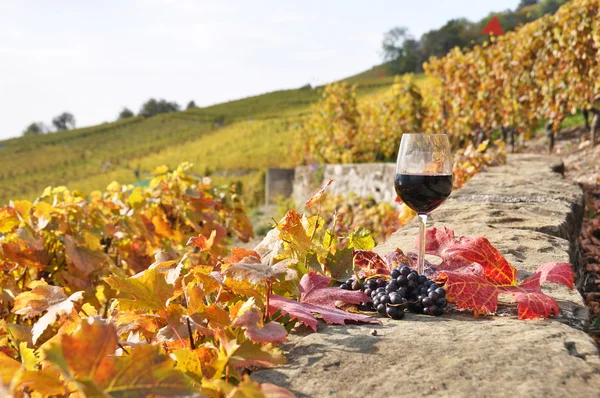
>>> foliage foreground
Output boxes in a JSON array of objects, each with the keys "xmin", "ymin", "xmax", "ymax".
[{"xmin": 0, "ymin": 163, "xmax": 575, "ymax": 397}]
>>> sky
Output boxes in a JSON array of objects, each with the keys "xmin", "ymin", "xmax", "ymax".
[{"xmin": 0, "ymin": 0, "xmax": 520, "ymax": 140}]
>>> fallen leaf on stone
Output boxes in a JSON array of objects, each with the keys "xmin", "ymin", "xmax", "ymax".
[
  {"xmin": 424, "ymin": 227, "xmax": 575, "ymax": 319},
  {"xmin": 268, "ymin": 272, "xmax": 378, "ymax": 331}
]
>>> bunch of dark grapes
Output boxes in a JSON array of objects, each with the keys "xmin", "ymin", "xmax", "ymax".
[{"xmin": 340, "ymin": 265, "xmax": 447, "ymax": 320}]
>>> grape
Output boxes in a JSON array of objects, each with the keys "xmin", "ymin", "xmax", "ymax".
[
  {"xmin": 367, "ymin": 279, "xmax": 378, "ymax": 290},
  {"xmin": 428, "ymin": 291, "xmax": 440, "ymax": 301},
  {"xmin": 346, "ymin": 279, "xmax": 354, "ymax": 286},
  {"xmin": 366, "ymin": 270, "xmax": 446, "ymax": 320},
  {"xmin": 422, "ymin": 297, "xmax": 434, "ymax": 307},
  {"xmin": 389, "ymin": 293, "xmax": 402, "ymax": 305},
  {"xmin": 428, "ymin": 283, "xmax": 439, "ymax": 292},
  {"xmin": 431, "ymin": 306, "xmax": 444, "ymax": 316},
  {"xmin": 385, "ymin": 284, "xmax": 397, "ymax": 293},
  {"xmin": 436, "ymin": 298, "xmax": 448, "ymax": 308},
  {"xmin": 396, "ymin": 275, "xmax": 408, "ymax": 287},
  {"xmin": 412, "ymin": 302, "xmax": 424, "ymax": 314},
  {"xmin": 340, "ymin": 284, "xmax": 349, "ymax": 290},
  {"xmin": 351, "ymin": 280, "xmax": 362, "ymax": 291},
  {"xmin": 386, "ymin": 305, "xmax": 405, "ymax": 320}
]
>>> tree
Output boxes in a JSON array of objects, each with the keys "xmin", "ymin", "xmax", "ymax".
[
  {"xmin": 518, "ymin": 0, "xmax": 539, "ymax": 9},
  {"xmin": 538, "ymin": 0, "xmax": 563, "ymax": 15},
  {"xmin": 22, "ymin": 122, "xmax": 47, "ymax": 136},
  {"xmin": 186, "ymin": 100, "xmax": 197, "ymax": 110},
  {"xmin": 52, "ymin": 112, "xmax": 76, "ymax": 131},
  {"xmin": 118, "ymin": 108, "xmax": 134, "ymax": 120},
  {"xmin": 381, "ymin": 27, "xmax": 422, "ymax": 75},
  {"xmin": 138, "ymin": 98, "xmax": 180, "ymax": 118}
]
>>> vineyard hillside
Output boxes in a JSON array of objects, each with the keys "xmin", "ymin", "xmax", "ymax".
[{"xmin": 0, "ymin": 76, "xmax": 400, "ymax": 206}]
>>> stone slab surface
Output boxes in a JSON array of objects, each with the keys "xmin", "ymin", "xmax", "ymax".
[
  {"xmin": 254, "ymin": 154, "xmax": 599, "ymax": 397},
  {"xmin": 253, "ymin": 318, "xmax": 600, "ymax": 398}
]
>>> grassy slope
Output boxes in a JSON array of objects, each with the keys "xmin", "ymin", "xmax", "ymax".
[{"xmin": 0, "ymin": 75, "xmax": 398, "ymax": 205}]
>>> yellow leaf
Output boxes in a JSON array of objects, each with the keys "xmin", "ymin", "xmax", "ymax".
[
  {"xmin": 152, "ymin": 215, "xmax": 174, "ymax": 238},
  {"xmin": 19, "ymin": 342, "xmax": 37, "ymax": 371},
  {"xmin": 0, "ymin": 352, "xmax": 22, "ymax": 384},
  {"xmin": 0, "ymin": 207, "xmax": 20, "ymax": 233},
  {"xmin": 127, "ymin": 187, "xmax": 145, "ymax": 208},
  {"xmin": 33, "ymin": 202, "xmax": 55, "ymax": 220},
  {"xmin": 83, "ymin": 232, "xmax": 102, "ymax": 252},
  {"xmin": 11, "ymin": 200, "xmax": 32, "ymax": 223},
  {"xmin": 9, "ymin": 367, "xmax": 66, "ymax": 397},
  {"xmin": 152, "ymin": 165, "xmax": 169, "ymax": 175}
]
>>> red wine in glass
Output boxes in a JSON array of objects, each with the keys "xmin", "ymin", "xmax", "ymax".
[
  {"xmin": 395, "ymin": 134, "xmax": 453, "ymax": 274},
  {"xmin": 394, "ymin": 174, "xmax": 453, "ymax": 214}
]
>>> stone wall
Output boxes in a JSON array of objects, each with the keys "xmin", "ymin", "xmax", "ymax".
[
  {"xmin": 265, "ymin": 168, "xmax": 295, "ymax": 205},
  {"xmin": 253, "ymin": 154, "xmax": 600, "ymax": 397},
  {"xmin": 292, "ymin": 163, "xmax": 397, "ymax": 205}
]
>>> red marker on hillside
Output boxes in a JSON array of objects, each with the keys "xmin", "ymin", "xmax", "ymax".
[{"xmin": 482, "ymin": 16, "xmax": 504, "ymax": 36}]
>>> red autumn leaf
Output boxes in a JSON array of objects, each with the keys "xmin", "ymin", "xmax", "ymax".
[
  {"xmin": 352, "ymin": 250, "xmax": 391, "ymax": 279},
  {"xmin": 186, "ymin": 230, "xmax": 216, "ymax": 251},
  {"xmin": 426, "ymin": 227, "xmax": 575, "ymax": 319},
  {"xmin": 423, "ymin": 227, "xmax": 516, "ymax": 284},
  {"xmin": 268, "ymin": 272, "xmax": 379, "ymax": 331},
  {"xmin": 305, "ymin": 179, "xmax": 334, "ymax": 208}
]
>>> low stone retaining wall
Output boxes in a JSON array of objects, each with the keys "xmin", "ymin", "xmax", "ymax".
[
  {"xmin": 253, "ymin": 154, "xmax": 600, "ymax": 397},
  {"xmin": 292, "ymin": 163, "xmax": 397, "ymax": 205}
]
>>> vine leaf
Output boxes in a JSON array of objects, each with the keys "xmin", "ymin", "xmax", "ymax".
[
  {"xmin": 44, "ymin": 317, "xmax": 195, "ymax": 397},
  {"xmin": 223, "ymin": 255, "xmax": 297, "ymax": 284},
  {"xmin": 231, "ymin": 299, "xmax": 287, "ymax": 344},
  {"xmin": 187, "ymin": 230, "xmax": 217, "ymax": 251},
  {"xmin": 424, "ymin": 227, "xmax": 516, "ymax": 283},
  {"xmin": 426, "ymin": 227, "xmax": 575, "ymax": 319},
  {"xmin": 105, "ymin": 268, "xmax": 173, "ymax": 312},
  {"xmin": 305, "ymin": 179, "xmax": 334, "ymax": 208},
  {"xmin": 0, "ymin": 352, "xmax": 22, "ymax": 384},
  {"xmin": 277, "ymin": 210, "xmax": 313, "ymax": 257},
  {"xmin": 12, "ymin": 281, "xmax": 84, "ymax": 344},
  {"xmin": 352, "ymin": 250, "xmax": 392, "ymax": 278},
  {"xmin": 268, "ymin": 272, "xmax": 378, "ymax": 331}
]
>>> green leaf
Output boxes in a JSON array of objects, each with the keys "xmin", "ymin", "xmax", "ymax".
[{"xmin": 346, "ymin": 227, "xmax": 375, "ymax": 251}]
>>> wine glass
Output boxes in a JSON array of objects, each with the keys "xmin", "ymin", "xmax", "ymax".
[{"xmin": 394, "ymin": 134, "xmax": 453, "ymax": 275}]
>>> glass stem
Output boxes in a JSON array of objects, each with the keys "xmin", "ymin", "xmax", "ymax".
[{"xmin": 417, "ymin": 214, "xmax": 428, "ymax": 275}]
